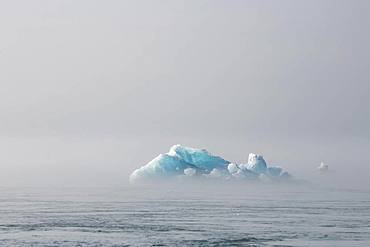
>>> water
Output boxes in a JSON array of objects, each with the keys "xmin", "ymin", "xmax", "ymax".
[{"xmin": 0, "ymin": 184, "xmax": 370, "ymax": 246}]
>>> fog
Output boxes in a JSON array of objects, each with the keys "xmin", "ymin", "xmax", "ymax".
[{"xmin": 0, "ymin": 0, "xmax": 369, "ymax": 188}]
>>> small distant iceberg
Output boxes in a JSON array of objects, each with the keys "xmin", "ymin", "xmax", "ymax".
[
  {"xmin": 317, "ymin": 161, "xmax": 329, "ymax": 172},
  {"xmin": 129, "ymin": 145, "xmax": 292, "ymax": 183}
]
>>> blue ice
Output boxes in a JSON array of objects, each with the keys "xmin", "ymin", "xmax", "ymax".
[{"xmin": 129, "ymin": 145, "xmax": 292, "ymax": 183}]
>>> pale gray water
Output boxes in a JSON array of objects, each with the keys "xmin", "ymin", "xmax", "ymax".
[{"xmin": 0, "ymin": 184, "xmax": 369, "ymax": 246}]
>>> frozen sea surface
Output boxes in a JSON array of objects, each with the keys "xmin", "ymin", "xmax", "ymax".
[{"xmin": 0, "ymin": 184, "xmax": 369, "ymax": 247}]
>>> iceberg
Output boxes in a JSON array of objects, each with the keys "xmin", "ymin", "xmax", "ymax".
[
  {"xmin": 129, "ymin": 144, "xmax": 292, "ymax": 183},
  {"xmin": 317, "ymin": 161, "xmax": 329, "ymax": 172}
]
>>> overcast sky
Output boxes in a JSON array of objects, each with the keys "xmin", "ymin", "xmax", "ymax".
[{"xmin": 0, "ymin": 0, "xmax": 369, "ymax": 187}]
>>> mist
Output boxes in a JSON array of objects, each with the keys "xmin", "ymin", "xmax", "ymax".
[{"xmin": 0, "ymin": 0, "xmax": 369, "ymax": 189}]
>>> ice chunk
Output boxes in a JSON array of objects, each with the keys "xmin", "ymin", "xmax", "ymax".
[
  {"xmin": 227, "ymin": 163, "xmax": 245, "ymax": 179},
  {"xmin": 184, "ymin": 168, "xmax": 196, "ymax": 176},
  {"xmin": 227, "ymin": 163, "xmax": 258, "ymax": 179},
  {"xmin": 168, "ymin": 144, "xmax": 229, "ymax": 171},
  {"xmin": 246, "ymin": 153, "xmax": 267, "ymax": 174},
  {"xmin": 208, "ymin": 168, "xmax": 223, "ymax": 178},
  {"xmin": 317, "ymin": 161, "xmax": 328, "ymax": 172},
  {"xmin": 227, "ymin": 163, "xmax": 239, "ymax": 174}
]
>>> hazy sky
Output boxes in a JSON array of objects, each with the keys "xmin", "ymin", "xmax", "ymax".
[{"xmin": 0, "ymin": 0, "xmax": 369, "ymax": 187}]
